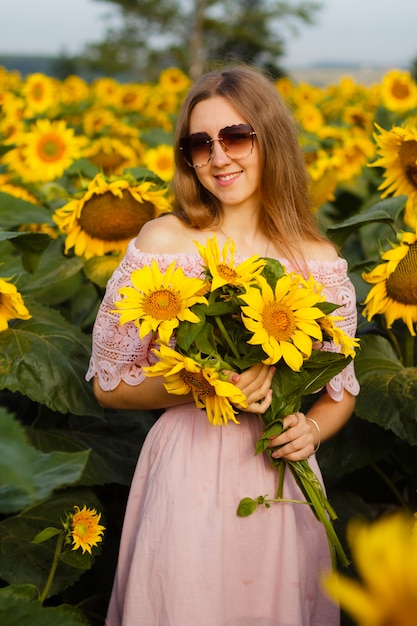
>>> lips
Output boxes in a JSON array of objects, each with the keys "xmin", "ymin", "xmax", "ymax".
[{"xmin": 215, "ymin": 171, "xmax": 242, "ymax": 183}]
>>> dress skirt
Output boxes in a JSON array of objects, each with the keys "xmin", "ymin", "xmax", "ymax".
[{"xmin": 105, "ymin": 404, "xmax": 339, "ymax": 626}]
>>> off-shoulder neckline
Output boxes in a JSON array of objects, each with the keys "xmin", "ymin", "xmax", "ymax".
[{"xmin": 126, "ymin": 239, "xmax": 348, "ymax": 269}]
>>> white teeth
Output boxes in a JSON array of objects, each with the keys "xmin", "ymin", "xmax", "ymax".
[{"xmin": 217, "ymin": 173, "xmax": 239, "ymax": 181}]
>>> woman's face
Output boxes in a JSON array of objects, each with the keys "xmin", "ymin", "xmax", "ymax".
[{"xmin": 187, "ymin": 96, "xmax": 261, "ymax": 214}]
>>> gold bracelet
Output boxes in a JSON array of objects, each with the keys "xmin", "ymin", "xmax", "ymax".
[{"xmin": 306, "ymin": 417, "xmax": 321, "ymax": 453}]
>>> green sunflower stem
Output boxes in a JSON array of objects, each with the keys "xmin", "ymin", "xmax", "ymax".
[
  {"xmin": 214, "ymin": 315, "xmax": 241, "ymax": 360},
  {"xmin": 403, "ymin": 332, "xmax": 415, "ymax": 368},
  {"xmin": 276, "ymin": 459, "xmax": 286, "ymax": 500},
  {"xmin": 38, "ymin": 530, "xmax": 65, "ymax": 604}
]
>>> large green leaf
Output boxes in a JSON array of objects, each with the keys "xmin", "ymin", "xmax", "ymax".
[
  {"xmin": 0, "ymin": 231, "xmax": 52, "ymax": 273},
  {"xmin": 326, "ymin": 196, "xmax": 406, "ymax": 247},
  {"xmin": 28, "ymin": 410, "xmax": 157, "ymax": 486},
  {"xmin": 0, "ymin": 238, "xmax": 86, "ymax": 305},
  {"xmin": 354, "ymin": 334, "xmax": 417, "ymax": 444},
  {"xmin": 0, "ymin": 302, "xmax": 101, "ymax": 417},
  {"xmin": 0, "ymin": 594, "xmax": 88, "ymax": 626},
  {"xmin": 0, "ymin": 192, "xmax": 54, "ymax": 228},
  {"xmin": 0, "ymin": 408, "xmax": 89, "ymax": 513},
  {"xmin": 0, "ymin": 489, "xmax": 102, "ymax": 598}
]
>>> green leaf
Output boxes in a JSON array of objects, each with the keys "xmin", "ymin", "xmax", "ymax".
[
  {"xmin": 260, "ymin": 257, "xmax": 286, "ymax": 289},
  {"xmin": 65, "ymin": 158, "xmax": 100, "ymax": 179},
  {"xmin": 0, "ymin": 301, "xmax": 101, "ymax": 417},
  {"xmin": 59, "ymin": 549, "xmax": 92, "ymax": 570},
  {"xmin": 0, "ymin": 238, "xmax": 86, "ymax": 305},
  {"xmin": 236, "ymin": 497, "xmax": 258, "ymax": 517},
  {"xmin": 326, "ymin": 196, "xmax": 406, "ymax": 247},
  {"xmin": 0, "ymin": 594, "xmax": 88, "ymax": 626},
  {"xmin": 83, "ymin": 254, "xmax": 121, "ymax": 288},
  {"xmin": 0, "ymin": 231, "xmax": 52, "ymax": 273},
  {"xmin": 28, "ymin": 410, "xmax": 157, "ymax": 487},
  {"xmin": 0, "ymin": 583, "xmax": 38, "ymax": 601},
  {"xmin": 32, "ymin": 527, "xmax": 62, "ymax": 544},
  {"xmin": 354, "ymin": 334, "xmax": 417, "ymax": 444},
  {"xmin": 0, "ymin": 408, "xmax": 89, "ymax": 513},
  {"xmin": 0, "ymin": 192, "xmax": 54, "ymax": 229}
]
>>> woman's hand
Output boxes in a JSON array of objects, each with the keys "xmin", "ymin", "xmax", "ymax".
[
  {"xmin": 268, "ymin": 412, "xmax": 317, "ymax": 461},
  {"xmin": 229, "ymin": 363, "xmax": 275, "ymax": 414}
]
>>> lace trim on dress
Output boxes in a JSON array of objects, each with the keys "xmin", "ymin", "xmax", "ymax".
[{"xmin": 86, "ymin": 238, "xmax": 360, "ymax": 399}]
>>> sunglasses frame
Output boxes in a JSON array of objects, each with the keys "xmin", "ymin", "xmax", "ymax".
[{"xmin": 179, "ymin": 123, "xmax": 256, "ymax": 168}]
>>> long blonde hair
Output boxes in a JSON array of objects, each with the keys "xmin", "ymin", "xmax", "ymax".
[{"xmin": 172, "ymin": 65, "xmax": 327, "ymax": 257}]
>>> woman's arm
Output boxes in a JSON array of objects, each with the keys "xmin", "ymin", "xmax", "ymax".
[
  {"xmin": 93, "ymin": 375, "xmax": 193, "ymax": 411},
  {"xmin": 94, "ymin": 361, "xmax": 277, "ymax": 412}
]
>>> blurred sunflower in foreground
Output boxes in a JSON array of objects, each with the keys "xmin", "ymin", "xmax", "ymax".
[
  {"xmin": 362, "ymin": 230, "xmax": 417, "ymax": 336},
  {"xmin": 323, "ymin": 512, "xmax": 417, "ymax": 626},
  {"xmin": 53, "ymin": 172, "xmax": 171, "ymax": 259},
  {"xmin": 370, "ymin": 123, "xmax": 417, "ymax": 228}
]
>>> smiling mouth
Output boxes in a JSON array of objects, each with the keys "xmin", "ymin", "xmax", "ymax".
[{"xmin": 215, "ymin": 172, "xmax": 241, "ymax": 181}]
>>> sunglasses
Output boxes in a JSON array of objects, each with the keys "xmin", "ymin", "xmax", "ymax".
[{"xmin": 179, "ymin": 123, "xmax": 256, "ymax": 168}]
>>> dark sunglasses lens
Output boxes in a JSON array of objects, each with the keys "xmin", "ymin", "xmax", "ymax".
[
  {"xmin": 180, "ymin": 134, "xmax": 211, "ymax": 167},
  {"xmin": 220, "ymin": 125, "xmax": 254, "ymax": 157}
]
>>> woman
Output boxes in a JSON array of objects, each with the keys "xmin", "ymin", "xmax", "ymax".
[{"xmin": 87, "ymin": 65, "xmax": 359, "ymax": 626}]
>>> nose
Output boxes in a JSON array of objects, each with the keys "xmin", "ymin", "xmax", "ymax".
[{"xmin": 210, "ymin": 138, "xmax": 231, "ymax": 166}]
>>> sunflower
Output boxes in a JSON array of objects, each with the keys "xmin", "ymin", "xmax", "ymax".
[
  {"xmin": 194, "ymin": 236, "xmax": 266, "ymax": 292},
  {"xmin": 0, "ymin": 278, "xmax": 31, "ymax": 331},
  {"xmin": 53, "ymin": 173, "xmax": 170, "ymax": 259},
  {"xmin": 369, "ymin": 123, "xmax": 417, "ymax": 229},
  {"xmin": 143, "ymin": 145, "xmax": 175, "ymax": 182},
  {"xmin": 91, "ymin": 77, "xmax": 122, "ymax": 107},
  {"xmin": 319, "ymin": 314, "xmax": 360, "ymax": 358},
  {"xmin": 380, "ymin": 69, "xmax": 417, "ymax": 113},
  {"xmin": 240, "ymin": 274, "xmax": 324, "ymax": 370},
  {"xmin": 68, "ymin": 505, "xmax": 105, "ymax": 555},
  {"xmin": 158, "ymin": 67, "xmax": 191, "ymax": 94},
  {"xmin": 362, "ymin": 230, "xmax": 417, "ymax": 336},
  {"xmin": 21, "ymin": 119, "xmax": 86, "ymax": 183},
  {"xmin": 295, "ymin": 103, "xmax": 324, "ymax": 134},
  {"xmin": 22, "ymin": 72, "xmax": 58, "ymax": 116},
  {"xmin": 323, "ymin": 512, "xmax": 417, "ymax": 626},
  {"xmin": 0, "ymin": 175, "xmax": 39, "ymax": 204},
  {"xmin": 82, "ymin": 136, "xmax": 138, "ymax": 175},
  {"xmin": 113, "ymin": 259, "xmax": 207, "ymax": 344},
  {"xmin": 144, "ymin": 344, "xmax": 247, "ymax": 425},
  {"xmin": 118, "ymin": 83, "xmax": 151, "ymax": 112},
  {"xmin": 60, "ymin": 74, "xmax": 90, "ymax": 105}
]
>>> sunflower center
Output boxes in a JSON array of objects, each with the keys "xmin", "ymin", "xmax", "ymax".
[
  {"xmin": 217, "ymin": 264, "xmax": 238, "ymax": 281},
  {"xmin": 142, "ymin": 289, "xmax": 181, "ymax": 320},
  {"xmin": 399, "ymin": 140, "xmax": 417, "ymax": 189},
  {"xmin": 38, "ymin": 135, "xmax": 66, "ymax": 162},
  {"xmin": 179, "ymin": 370, "xmax": 215, "ymax": 396},
  {"xmin": 262, "ymin": 302, "xmax": 296, "ymax": 341},
  {"xmin": 32, "ymin": 83, "xmax": 44, "ymax": 101},
  {"xmin": 386, "ymin": 243, "xmax": 417, "ymax": 305},
  {"xmin": 79, "ymin": 191, "xmax": 156, "ymax": 241},
  {"xmin": 391, "ymin": 79, "xmax": 411, "ymax": 100},
  {"xmin": 74, "ymin": 521, "xmax": 88, "ymax": 538}
]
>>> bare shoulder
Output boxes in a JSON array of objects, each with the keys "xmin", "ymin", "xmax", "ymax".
[
  {"xmin": 301, "ymin": 239, "xmax": 340, "ymax": 262},
  {"xmin": 135, "ymin": 214, "xmax": 193, "ymax": 253}
]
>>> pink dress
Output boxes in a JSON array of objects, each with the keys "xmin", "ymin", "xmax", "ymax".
[{"xmin": 86, "ymin": 239, "xmax": 360, "ymax": 626}]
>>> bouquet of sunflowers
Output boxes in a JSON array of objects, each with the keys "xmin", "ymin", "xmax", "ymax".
[{"xmin": 113, "ymin": 236, "xmax": 359, "ymax": 567}]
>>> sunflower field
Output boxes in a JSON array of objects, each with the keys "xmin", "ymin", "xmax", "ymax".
[{"xmin": 0, "ymin": 64, "xmax": 416, "ymax": 625}]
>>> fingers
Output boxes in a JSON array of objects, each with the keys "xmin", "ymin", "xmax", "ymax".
[
  {"xmin": 231, "ymin": 364, "xmax": 275, "ymax": 414},
  {"xmin": 268, "ymin": 412, "xmax": 316, "ymax": 461}
]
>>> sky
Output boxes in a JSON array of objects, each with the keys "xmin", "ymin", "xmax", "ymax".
[{"xmin": 1, "ymin": 0, "xmax": 416, "ymax": 70}]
